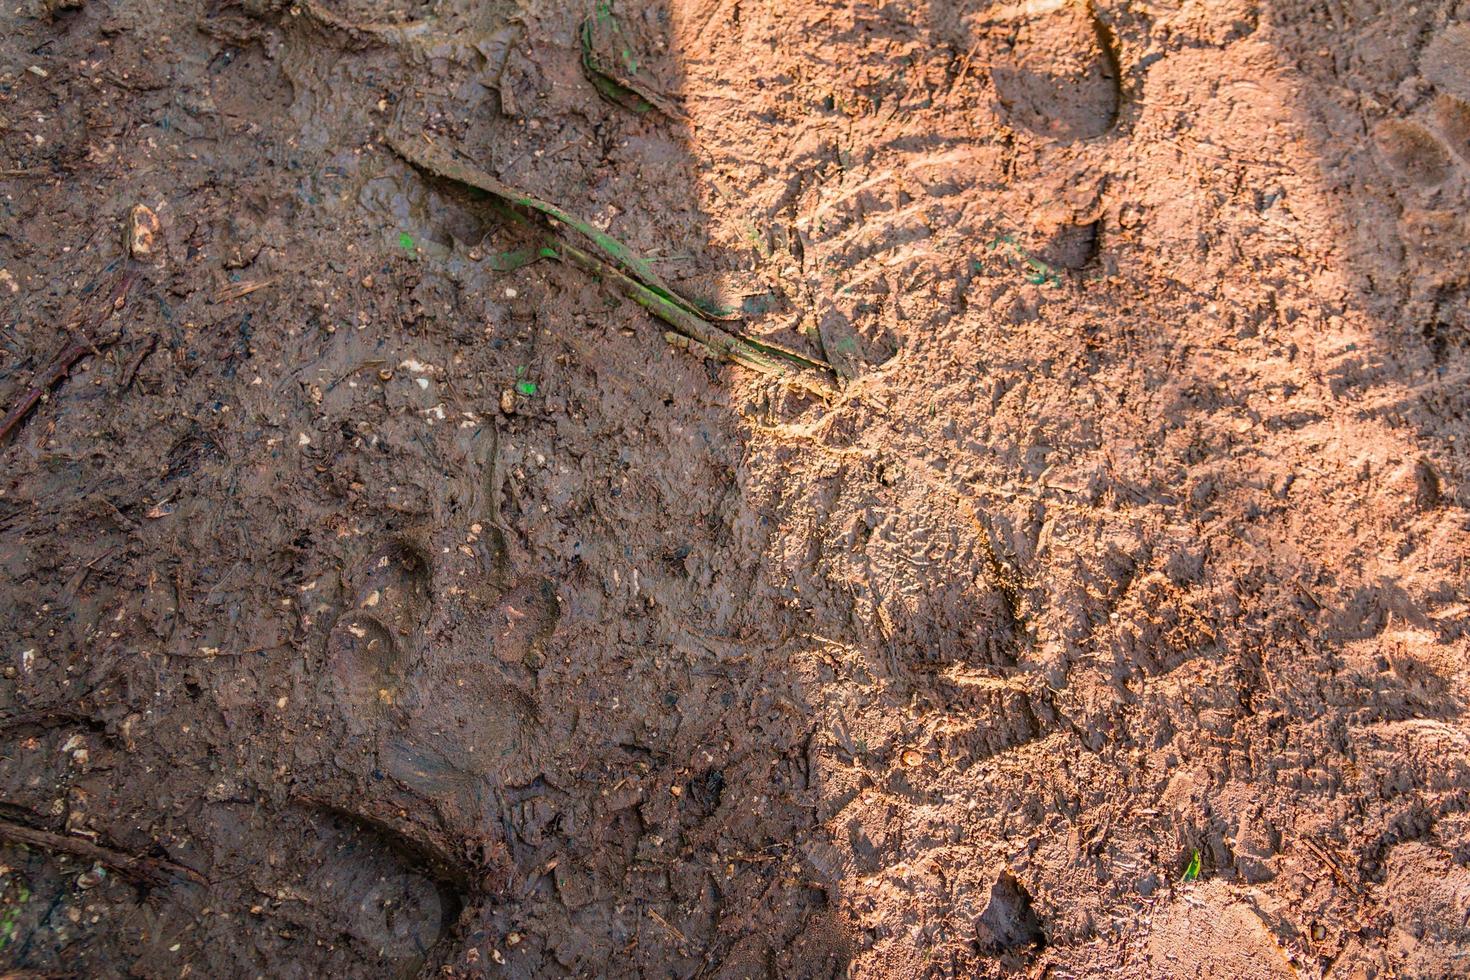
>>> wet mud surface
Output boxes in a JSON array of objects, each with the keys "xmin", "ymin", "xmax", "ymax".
[{"xmin": 2, "ymin": 0, "xmax": 1470, "ymax": 977}]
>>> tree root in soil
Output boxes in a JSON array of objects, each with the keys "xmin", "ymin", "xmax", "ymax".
[{"xmin": 0, "ymin": 818, "xmax": 208, "ymax": 889}]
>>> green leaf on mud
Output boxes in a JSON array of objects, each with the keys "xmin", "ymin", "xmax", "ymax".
[
  {"xmin": 386, "ymin": 134, "xmax": 834, "ymax": 386},
  {"xmin": 398, "ymin": 232, "xmax": 416, "ymax": 253},
  {"xmin": 484, "ymin": 247, "xmax": 547, "ymax": 272},
  {"xmin": 1183, "ymin": 850, "xmax": 1202, "ymax": 882},
  {"xmin": 0, "ymin": 884, "xmax": 30, "ymax": 950},
  {"xmin": 578, "ymin": 2, "xmax": 685, "ymax": 121},
  {"xmin": 515, "ymin": 380, "xmax": 538, "ymax": 396},
  {"xmin": 980, "ymin": 234, "xmax": 1063, "ymax": 288}
]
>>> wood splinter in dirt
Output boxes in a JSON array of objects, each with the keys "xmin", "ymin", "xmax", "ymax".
[
  {"xmin": 644, "ymin": 907, "xmax": 688, "ymax": 946},
  {"xmin": 1299, "ymin": 836, "xmax": 1364, "ymax": 896},
  {"xmin": 0, "ymin": 818, "xmax": 208, "ymax": 888},
  {"xmin": 213, "ymin": 276, "xmax": 278, "ymax": 304},
  {"xmin": 386, "ymin": 134, "xmax": 834, "ymax": 390}
]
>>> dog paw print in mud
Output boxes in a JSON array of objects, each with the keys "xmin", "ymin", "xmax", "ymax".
[
  {"xmin": 324, "ymin": 519, "xmax": 561, "ymax": 811},
  {"xmin": 1373, "ymin": 26, "xmax": 1470, "ymax": 188},
  {"xmin": 1374, "ymin": 102, "xmax": 1470, "ymax": 188},
  {"xmin": 982, "ymin": 0, "xmax": 1121, "ymax": 143},
  {"xmin": 1367, "ymin": 23, "xmax": 1470, "ymax": 326}
]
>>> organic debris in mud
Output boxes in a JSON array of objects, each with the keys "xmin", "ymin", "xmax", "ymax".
[
  {"xmin": 0, "ymin": 268, "xmax": 137, "ymax": 446},
  {"xmin": 981, "ymin": 232, "xmax": 1065, "ymax": 287},
  {"xmin": 124, "ymin": 204, "xmax": 160, "ymax": 260}
]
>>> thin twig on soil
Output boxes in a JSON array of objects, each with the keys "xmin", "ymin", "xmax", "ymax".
[
  {"xmin": 0, "ymin": 709, "xmax": 106, "ymax": 736},
  {"xmin": 118, "ymin": 334, "xmax": 158, "ymax": 390},
  {"xmin": 1299, "ymin": 836, "xmax": 1362, "ymax": 896},
  {"xmin": 0, "ymin": 270, "xmax": 138, "ymax": 446},
  {"xmin": 555, "ymin": 238, "xmax": 795, "ymax": 374},
  {"xmin": 0, "ymin": 818, "xmax": 208, "ymax": 888},
  {"xmin": 645, "ymin": 907, "xmax": 688, "ymax": 945}
]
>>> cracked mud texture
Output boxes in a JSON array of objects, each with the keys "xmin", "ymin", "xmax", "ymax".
[{"xmin": 2, "ymin": 0, "xmax": 1470, "ymax": 977}]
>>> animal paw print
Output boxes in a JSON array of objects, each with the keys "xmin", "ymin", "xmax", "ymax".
[
  {"xmin": 1374, "ymin": 116, "xmax": 1456, "ymax": 186},
  {"xmin": 984, "ymin": 0, "xmax": 1121, "ymax": 143},
  {"xmin": 325, "ymin": 530, "xmax": 560, "ymax": 803},
  {"xmin": 328, "ymin": 539, "xmax": 429, "ymax": 720},
  {"xmin": 1373, "ymin": 25, "xmax": 1470, "ymax": 187}
]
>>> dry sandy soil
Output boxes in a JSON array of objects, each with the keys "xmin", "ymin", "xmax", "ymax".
[{"xmin": 2, "ymin": 0, "xmax": 1470, "ymax": 977}]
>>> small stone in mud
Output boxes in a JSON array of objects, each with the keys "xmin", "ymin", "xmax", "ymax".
[
  {"xmin": 500, "ymin": 389, "xmax": 517, "ymax": 415},
  {"xmin": 126, "ymin": 204, "xmax": 161, "ymax": 259}
]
